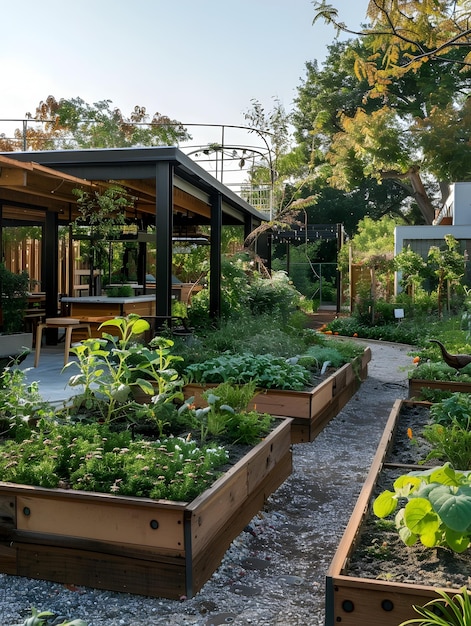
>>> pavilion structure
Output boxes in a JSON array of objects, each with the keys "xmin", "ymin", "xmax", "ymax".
[{"xmin": 0, "ymin": 147, "xmax": 267, "ymax": 322}]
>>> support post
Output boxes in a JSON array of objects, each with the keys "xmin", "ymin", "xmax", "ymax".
[
  {"xmin": 209, "ymin": 192, "xmax": 222, "ymax": 318},
  {"xmin": 155, "ymin": 162, "xmax": 174, "ymax": 318},
  {"xmin": 43, "ymin": 211, "xmax": 59, "ymax": 343}
]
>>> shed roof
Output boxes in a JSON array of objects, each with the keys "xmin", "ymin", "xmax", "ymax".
[{"xmin": 2, "ymin": 146, "xmax": 266, "ymax": 227}]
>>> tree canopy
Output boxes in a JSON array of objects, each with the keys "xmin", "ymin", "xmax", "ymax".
[
  {"xmin": 0, "ymin": 96, "xmax": 190, "ymax": 151},
  {"xmin": 313, "ymin": 1, "xmax": 471, "ymax": 86},
  {"xmin": 302, "ymin": 2, "xmax": 471, "ymax": 224}
]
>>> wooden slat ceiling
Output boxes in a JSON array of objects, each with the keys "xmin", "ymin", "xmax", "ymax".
[{"xmin": 0, "ymin": 154, "xmax": 211, "ymax": 224}]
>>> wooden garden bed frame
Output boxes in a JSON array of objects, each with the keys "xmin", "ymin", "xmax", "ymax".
[
  {"xmin": 325, "ymin": 399, "xmax": 464, "ymax": 626},
  {"xmin": 0, "ymin": 418, "xmax": 292, "ymax": 599},
  {"xmin": 409, "ymin": 377, "xmax": 471, "ymax": 398},
  {"xmin": 184, "ymin": 347, "xmax": 371, "ymax": 444}
]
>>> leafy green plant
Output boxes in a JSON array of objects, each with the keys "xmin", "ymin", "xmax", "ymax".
[
  {"xmin": 299, "ymin": 342, "xmax": 363, "ymax": 371},
  {"xmin": 411, "ymin": 361, "xmax": 471, "ymax": 382},
  {"xmin": 0, "ymin": 262, "xmax": 30, "ymax": 334},
  {"xmin": 202, "ymin": 380, "xmax": 259, "ymax": 412},
  {"xmin": 0, "ymin": 367, "xmax": 54, "ymax": 437},
  {"xmin": 22, "ymin": 607, "xmax": 86, "ymax": 625},
  {"xmin": 423, "ymin": 422, "xmax": 471, "ymax": 470},
  {"xmin": 184, "ymin": 351, "xmax": 311, "ymax": 390},
  {"xmin": 178, "ymin": 383, "xmax": 273, "ymax": 446},
  {"xmin": 429, "ymin": 393, "xmax": 471, "ymax": 428},
  {"xmin": 105, "ymin": 284, "xmax": 134, "ymax": 297},
  {"xmin": 0, "ymin": 420, "xmax": 228, "ymax": 501},
  {"xmin": 65, "ymin": 315, "xmax": 183, "ymax": 423},
  {"xmin": 399, "ymin": 587, "xmax": 471, "ymax": 626},
  {"xmin": 374, "ymin": 464, "xmax": 471, "ymax": 553}
]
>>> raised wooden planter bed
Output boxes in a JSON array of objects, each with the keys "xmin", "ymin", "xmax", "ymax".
[
  {"xmin": 0, "ymin": 418, "xmax": 292, "ymax": 599},
  {"xmin": 184, "ymin": 347, "xmax": 371, "ymax": 444},
  {"xmin": 325, "ymin": 399, "xmax": 465, "ymax": 626},
  {"xmin": 409, "ymin": 377, "xmax": 471, "ymax": 398}
]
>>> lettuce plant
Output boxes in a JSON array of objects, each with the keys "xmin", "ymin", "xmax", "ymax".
[{"xmin": 374, "ymin": 464, "xmax": 471, "ymax": 553}]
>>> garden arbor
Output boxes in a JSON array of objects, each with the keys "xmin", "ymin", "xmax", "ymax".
[{"xmin": 0, "ymin": 147, "xmax": 267, "ymax": 321}]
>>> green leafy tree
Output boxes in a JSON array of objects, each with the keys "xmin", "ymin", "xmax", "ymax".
[
  {"xmin": 72, "ymin": 185, "xmax": 134, "ymax": 284},
  {"xmin": 310, "ymin": 2, "xmax": 471, "ymax": 223},
  {"xmin": 428, "ymin": 234, "xmax": 465, "ymax": 317},
  {"xmin": 394, "ymin": 245, "xmax": 428, "ymax": 301},
  {"xmin": 4, "ymin": 95, "xmax": 190, "ymax": 151}
]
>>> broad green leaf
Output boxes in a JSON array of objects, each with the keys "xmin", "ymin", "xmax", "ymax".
[
  {"xmin": 128, "ymin": 318, "xmax": 150, "ymax": 335},
  {"xmin": 404, "ymin": 498, "xmax": 440, "ymax": 535},
  {"xmin": 135, "ymin": 378, "xmax": 155, "ymax": 395},
  {"xmin": 419, "ymin": 528, "xmax": 442, "ymax": 548},
  {"xmin": 430, "ymin": 464, "xmax": 464, "ymax": 487},
  {"xmin": 373, "ymin": 490, "xmax": 397, "ymax": 517},
  {"xmin": 429, "ymin": 484, "xmax": 471, "ymax": 533},
  {"xmin": 393, "ymin": 474, "xmax": 422, "ymax": 496},
  {"xmin": 398, "ymin": 525, "xmax": 417, "ymax": 546},
  {"xmin": 445, "ymin": 527, "xmax": 471, "ymax": 553},
  {"xmin": 110, "ymin": 384, "xmax": 131, "ymax": 403}
]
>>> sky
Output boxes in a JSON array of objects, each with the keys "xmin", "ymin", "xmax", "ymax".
[{"xmin": 1, "ymin": 0, "xmax": 370, "ymax": 187}]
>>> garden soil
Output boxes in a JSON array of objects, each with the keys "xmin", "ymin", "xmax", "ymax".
[{"xmin": 1, "ymin": 339, "xmax": 414, "ymax": 626}]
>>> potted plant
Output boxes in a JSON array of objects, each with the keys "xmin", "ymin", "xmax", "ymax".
[
  {"xmin": 0, "ymin": 262, "xmax": 32, "ymax": 365},
  {"xmin": 0, "ymin": 315, "xmax": 292, "ymax": 599}
]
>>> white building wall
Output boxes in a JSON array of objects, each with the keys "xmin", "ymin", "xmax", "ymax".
[{"xmin": 451, "ymin": 183, "xmax": 471, "ymax": 225}]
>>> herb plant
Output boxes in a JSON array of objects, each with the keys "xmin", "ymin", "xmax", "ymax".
[
  {"xmin": 374, "ymin": 464, "xmax": 471, "ymax": 553},
  {"xmin": 0, "ymin": 420, "xmax": 228, "ymax": 501},
  {"xmin": 399, "ymin": 587, "xmax": 471, "ymax": 626},
  {"xmin": 178, "ymin": 382, "xmax": 273, "ymax": 445},
  {"xmin": 429, "ymin": 393, "xmax": 471, "ymax": 429},
  {"xmin": 0, "ymin": 367, "xmax": 54, "ymax": 437},
  {"xmin": 412, "ymin": 361, "xmax": 471, "ymax": 382}
]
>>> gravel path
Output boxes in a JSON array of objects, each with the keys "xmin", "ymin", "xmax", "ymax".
[{"xmin": 0, "ymin": 339, "xmax": 413, "ymax": 626}]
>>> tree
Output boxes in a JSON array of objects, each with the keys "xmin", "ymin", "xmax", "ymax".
[
  {"xmin": 72, "ymin": 185, "xmax": 135, "ymax": 287},
  {"xmin": 302, "ymin": 7, "xmax": 471, "ymax": 223},
  {"xmin": 428, "ymin": 234, "xmax": 465, "ymax": 317},
  {"xmin": 393, "ymin": 246, "xmax": 427, "ymax": 301},
  {"xmin": 242, "ymin": 97, "xmax": 295, "ymax": 215},
  {"xmin": 4, "ymin": 96, "xmax": 190, "ymax": 151},
  {"xmin": 313, "ymin": 1, "xmax": 471, "ymax": 83}
]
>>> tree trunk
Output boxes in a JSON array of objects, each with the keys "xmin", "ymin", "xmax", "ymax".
[{"xmin": 380, "ymin": 166, "xmax": 436, "ymax": 224}]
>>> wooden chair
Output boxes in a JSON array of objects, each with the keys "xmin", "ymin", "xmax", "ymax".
[{"xmin": 34, "ymin": 318, "xmax": 92, "ymax": 367}]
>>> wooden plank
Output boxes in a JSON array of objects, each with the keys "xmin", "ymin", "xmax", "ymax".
[
  {"xmin": 186, "ymin": 463, "xmax": 248, "ymax": 555},
  {"xmin": 324, "ymin": 398, "xmax": 467, "ymax": 626},
  {"xmin": 190, "ymin": 449, "xmax": 292, "ymax": 595},
  {"xmin": 249, "ymin": 389, "xmax": 311, "ymax": 419},
  {"xmin": 246, "ymin": 419, "xmax": 291, "ymax": 492},
  {"xmin": 188, "ymin": 419, "xmax": 291, "ymax": 555},
  {"xmin": 327, "ymin": 399, "xmax": 402, "ymax": 578},
  {"xmin": 332, "ymin": 366, "xmax": 347, "ymax": 397},
  {"xmin": 16, "ymin": 496, "xmax": 185, "ymax": 550},
  {"xmin": 327, "ymin": 579, "xmax": 439, "ymax": 626},
  {"xmin": 12, "ymin": 529, "xmax": 185, "ymax": 560},
  {"xmin": 0, "ymin": 494, "xmax": 15, "ymax": 534},
  {"xmin": 0, "ymin": 542, "xmax": 17, "ymax": 574},
  {"xmin": 0, "ymin": 169, "xmax": 27, "ymax": 187},
  {"xmin": 309, "ymin": 378, "xmax": 333, "ymax": 419},
  {"xmin": 16, "ymin": 543, "xmax": 187, "ymax": 599},
  {"xmin": 409, "ymin": 378, "xmax": 471, "ymax": 398}
]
